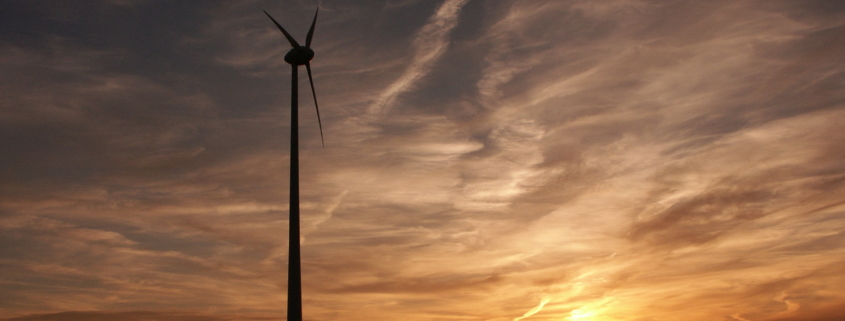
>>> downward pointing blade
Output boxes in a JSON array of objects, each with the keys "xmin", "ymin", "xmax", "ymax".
[
  {"xmin": 306, "ymin": 63, "xmax": 324, "ymax": 147},
  {"xmin": 264, "ymin": 10, "xmax": 300, "ymax": 48},
  {"xmin": 306, "ymin": 8, "xmax": 318, "ymax": 48}
]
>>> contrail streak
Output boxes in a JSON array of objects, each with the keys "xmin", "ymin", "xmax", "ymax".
[{"xmin": 368, "ymin": 0, "xmax": 469, "ymax": 115}]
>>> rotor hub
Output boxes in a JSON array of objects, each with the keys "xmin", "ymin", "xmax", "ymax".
[{"xmin": 285, "ymin": 46, "xmax": 314, "ymax": 65}]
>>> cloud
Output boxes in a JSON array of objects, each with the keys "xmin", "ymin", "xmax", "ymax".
[
  {"xmin": 513, "ymin": 298, "xmax": 549, "ymax": 321},
  {"xmin": 2, "ymin": 311, "xmax": 236, "ymax": 321},
  {"xmin": 2, "ymin": 0, "xmax": 845, "ymax": 320},
  {"xmin": 760, "ymin": 301, "xmax": 845, "ymax": 321},
  {"xmin": 368, "ymin": 0, "xmax": 470, "ymax": 115}
]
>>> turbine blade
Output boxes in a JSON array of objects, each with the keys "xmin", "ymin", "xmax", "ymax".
[
  {"xmin": 306, "ymin": 63, "xmax": 324, "ymax": 147},
  {"xmin": 263, "ymin": 10, "xmax": 300, "ymax": 48},
  {"xmin": 305, "ymin": 8, "xmax": 318, "ymax": 48}
]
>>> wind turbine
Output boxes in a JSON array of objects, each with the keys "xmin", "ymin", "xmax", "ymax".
[{"xmin": 263, "ymin": 8, "xmax": 323, "ymax": 321}]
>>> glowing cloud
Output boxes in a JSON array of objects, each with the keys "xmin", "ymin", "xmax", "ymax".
[{"xmin": 514, "ymin": 298, "xmax": 550, "ymax": 321}]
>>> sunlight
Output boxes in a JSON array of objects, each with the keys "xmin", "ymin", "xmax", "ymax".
[{"xmin": 569, "ymin": 309, "xmax": 597, "ymax": 320}]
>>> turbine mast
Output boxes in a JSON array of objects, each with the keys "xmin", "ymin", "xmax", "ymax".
[
  {"xmin": 287, "ymin": 63, "xmax": 302, "ymax": 321},
  {"xmin": 264, "ymin": 9, "xmax": 321, "ymax": 321}
]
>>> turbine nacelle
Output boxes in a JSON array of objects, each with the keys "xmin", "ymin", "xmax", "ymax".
[
  {"xmin": 264, "ymin": 8, "xmax": 324, "ymax": 147},
  {"xmin": 285, "ymin": 46, "xmax": 314, "ymax": 65}
]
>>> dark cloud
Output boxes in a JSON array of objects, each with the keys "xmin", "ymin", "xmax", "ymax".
[
  {"xmin": 630, "ymin": 184, "xmax": 776, "ymax": 245},
  {"xmin": 331, "ymin": 272, "xmax": 502, "ymax": 294},
  {"xmin": 760, "ymin": 302, "xmax": 845, "ymax": 321},
  {"xmin": 3, "ymin": 311, "xmax": 244, "ymax": 321}
]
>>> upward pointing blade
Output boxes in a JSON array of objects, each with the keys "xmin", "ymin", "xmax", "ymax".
[
  {"xmin": 305, "ymin": 8, "xmax": 318, "ymax": 48},
  {"xmin": 263, "ymin": 10, "xmax": 300, "ymax": 48},
  {"xmin": 306, "ymin": 62, "xmax": 324, "ymax": 147}
]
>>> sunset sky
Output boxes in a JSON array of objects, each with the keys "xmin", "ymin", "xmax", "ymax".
[{"xmin": 2, "ymin": 1, "xmax": 845, "ymax": 320}]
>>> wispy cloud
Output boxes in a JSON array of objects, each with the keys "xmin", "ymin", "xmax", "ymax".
[
  {"xmin": 368, "ymin": 0, "xmax": 470, "ymax": 115},
  {"xmin": 513, "ymin": 298, "xmax": 549, "ymax": 321}
]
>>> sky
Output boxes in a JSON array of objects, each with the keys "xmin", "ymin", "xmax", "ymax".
[{"xmin": 1, "ymin": 0, "xmax": 844, "ymax": 320}]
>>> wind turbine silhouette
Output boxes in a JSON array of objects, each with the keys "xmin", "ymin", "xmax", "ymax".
[{"xmin": 263, "ymin": 8, "xmax": 323, "ymax": 321}]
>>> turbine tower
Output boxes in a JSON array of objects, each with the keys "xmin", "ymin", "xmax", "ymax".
[{"xmin": 263, "ymin": 8, "xmax": 323, "ymax": 321}]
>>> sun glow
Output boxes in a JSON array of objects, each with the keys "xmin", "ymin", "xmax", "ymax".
[{"xmin": 569, "ymin": 309, "xmax": 597, "ymax": 320}]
